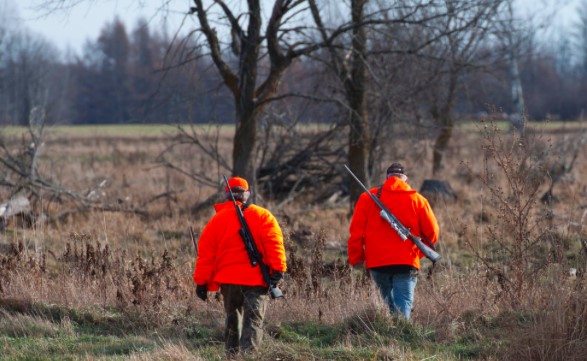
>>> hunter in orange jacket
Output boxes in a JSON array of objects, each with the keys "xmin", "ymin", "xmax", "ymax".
[
  {"xmin": 348, "ymin": 171, "xmax": 439, "ymax": 270},
  {"xmin": 193, "ymin": 200, "xmax": 287, "ymax": 291},
  {"xmin": 347, "ymin": 163, "xmax": 439, "ymax": 320},
  {"xmin": 192, "ymin": 176, "xmax": 287, "ymax": 355}
]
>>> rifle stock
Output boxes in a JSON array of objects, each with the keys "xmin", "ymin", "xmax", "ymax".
[
  {"xmin": 223, "ymin": 176, "xmax": 284, "ymax": 299},
  {"xmin": 344, "ymin": 165, "xmax": 441, "ymax": 263},
  {"xmin": 379, "ymin": 211, "xmax": 441, "ymax": 262}
]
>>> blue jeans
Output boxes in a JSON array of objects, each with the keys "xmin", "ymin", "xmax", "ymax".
[{"xmin": 370, "ymin": 269, "xmax": 418, "ymax": 320}]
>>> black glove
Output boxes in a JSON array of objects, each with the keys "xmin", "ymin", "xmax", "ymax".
[
  {"xmin": 196, "ymin": 284, "xmax": 208, "ymax": 301},
  {"xmin": 269, "ymin": 272, "xmax": 284, "ymax": 287}
]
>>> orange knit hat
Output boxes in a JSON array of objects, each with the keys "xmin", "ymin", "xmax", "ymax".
[{"xmin": 225, "ymin": 176, "xmax": 249, "ymax": 192}]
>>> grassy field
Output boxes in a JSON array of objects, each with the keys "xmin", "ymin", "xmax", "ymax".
[
  {"xmin": 0, "ymin": 122, "xmax": 338, "ymax": 138},
  {"xmin": 2, "ymin": 119, "xmax": 586, "ymax": 139},
  {"xmin": 1, "ymin": 121, "xmax": 586, "ymax": 360}
]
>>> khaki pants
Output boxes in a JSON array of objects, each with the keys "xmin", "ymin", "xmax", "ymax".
[{"xmin": 220, "ymin": 284, "xmax": 268, "ymax": 355}]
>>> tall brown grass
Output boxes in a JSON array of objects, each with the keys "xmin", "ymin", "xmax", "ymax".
[{"xmin": 1, "ymin": 122, "xmax": 586, "ymax": 359}]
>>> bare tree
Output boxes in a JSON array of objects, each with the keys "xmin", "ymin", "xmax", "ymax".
[
  {"xmin": 189, "ymin": 0, "xmax": 327, "ymax": 184},
  {"xmin": 308, "ymin": 0, "xmax": 370, "ymax": 205},
  {"xmin": 492, "ymin": 0, "xmax": 565, "ymax": 132},
  {"xmin": 425, "ymin": 0, "xmax": 505, "ymax": 175},
  {"xmin": 504, "ymin": 0, "xmax": 526, "ymax": 135},
  {"xmin": 72, "ymin": 18, "xmax": 132, "ymax": 124},
  {"xmin": 576, "ymin": 0, "xmax": 587, "ymax": 79},
  {"xmin": 0, "ymin": 31, "xmax": 63, "ymax": 125},
  {"xmin": 308, "ymin": 0, "xmax": 508, "ymax": 188}
]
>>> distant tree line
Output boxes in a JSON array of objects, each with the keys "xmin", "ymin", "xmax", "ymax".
[
  {"xmin": 0, "ymin": 17, "xmax": 235, "ymax": 125},
  {"xmin": 2, "ymin": 4, "xmax": 587, "ymax": 127}
]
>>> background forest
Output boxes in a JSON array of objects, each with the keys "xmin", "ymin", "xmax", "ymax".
[{"xmin": 2, "ymin": 0, "xmax": 587, "ymax": 127}]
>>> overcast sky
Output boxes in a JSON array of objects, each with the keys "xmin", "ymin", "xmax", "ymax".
[
  {"xmin": 8, "ymin": 0, "xmax": 585, "ymax": 54},
  {"xmin": 12, "ymin": 0, "xmax": 191, "ymax": 52}
]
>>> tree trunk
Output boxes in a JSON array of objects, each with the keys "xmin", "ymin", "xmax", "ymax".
[
  {"xmin": 193, "ymin": 0, "xmax": 369, "ymax": 191},
  {"xmin": 347, "ymin": 0, "xmax": 370, "ymax": 207},
  {"xmin": 231, "ymin": 0, "xmax": 262, "ymax": 184},
  {"xmin": 233, "ymin": 106, "xmax": 259, "ymax": 184},
  {"xmin": 432, "ymin": 121, "xmax": 453, "ymax": 176},
  {"xmin": 510, "ymin": 53, "xmax": 525, "ymax": 136},
  {"xmin": 19, "ymin": 57, "xmax": 31, "ymax": 127},
  {"xmin": 432, "ymin": 74, "xmax": 457, "ymax": 176},
  {"xmin": 506, "ymin": 1, "xmax": 525, "ymax": 137}
]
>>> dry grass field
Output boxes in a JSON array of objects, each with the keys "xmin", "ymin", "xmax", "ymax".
[{"xmin": 1, "ymin": 121, "xmax": 586, "ymax": 360}]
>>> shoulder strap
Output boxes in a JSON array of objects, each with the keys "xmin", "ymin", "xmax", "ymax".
[
  {"xmin": 241, "ymin": 202, "xmax": 252, "ymax": 211},
  {"xmin": 366, "ymin": 185, "xmax": 385, "ymax": 218},
  {"xmin": 376, "ymin": 185, "xmax": 384, "ymax": 199}
]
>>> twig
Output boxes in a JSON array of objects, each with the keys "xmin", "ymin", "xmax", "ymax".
[{"xmin": 189, "ymin": 226, "xmax": 198, "ymax": 258}]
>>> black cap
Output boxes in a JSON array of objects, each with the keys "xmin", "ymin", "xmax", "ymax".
[{"xmin": 386, "ymin": 162, "xmax": 405, "ymax": 176}]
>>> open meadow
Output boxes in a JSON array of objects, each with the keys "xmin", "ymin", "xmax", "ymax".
[{"xmin": 1, "ymin": 122, "xmax": 586, "ymax": 360}]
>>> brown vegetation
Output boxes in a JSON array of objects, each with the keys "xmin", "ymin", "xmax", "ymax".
[{"xmin": 1, "ymin": 122, "xmax": 587, "ymax": 359}]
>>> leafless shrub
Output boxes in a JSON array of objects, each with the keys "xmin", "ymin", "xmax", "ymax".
[
  {"xmin": 538, "ymin": 128, "xmax": 587, "ymax": 204},
  {"xmin": 499, "ymin": 276, "xmax": 587, "ymax": 361},
  {"xmin": 461, "ymin": 118, "xmax": 562, "ymax": 308},
  {"xmin": 443, "ymin": 118, "xmax": 587, "ymax": 359},
  {"xmin": 0, "ymin": 241, "xmax": 45, "ymax": 294},
  {"xmin": 161, "ymin": 120, "xmax": 348, "ymax": 206},
  {"xmin": 0, "ymin": 236, "xmax": 190, "ymax": 327}
]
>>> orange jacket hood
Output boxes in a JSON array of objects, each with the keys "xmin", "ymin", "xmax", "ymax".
[
  {"xmin": 193, "ymin": 201, "xmax": 286, "ymax": 291},
  {"xmin": 347, "ymin": 176, "xmax": 439, "ymax": 269}
]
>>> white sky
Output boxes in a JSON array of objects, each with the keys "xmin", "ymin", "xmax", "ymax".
[
  {"xmin": 12, "ymin": 0, "xmax": 193, "ymax": 53},
  {"xmin": 8, "ymin": 0, "xmax": 585, "ymax": 54}
]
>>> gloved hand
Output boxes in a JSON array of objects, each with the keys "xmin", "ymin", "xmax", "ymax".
[
  {"xmin": 348, "ymin": 258, "xmax": 364, "ymax": 270},
  {"xmin": 269, "ymin": 271, "xmax": 284, "ymax": 287},
  {"xmin": 196, "ymin": 284, "xmax": 208, "ymax": 301}
]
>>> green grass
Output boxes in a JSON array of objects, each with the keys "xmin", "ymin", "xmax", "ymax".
[
  {"xmin": 456, "ymin": 118, "xmax": 587, "ymax": 132},
  {"xmin": 1, "ymin": 124, "xmax": 236, "ymax": 138},
  {"xmin": 0, "ymin": 300, "xmax": 501, "ymax": 360},
  {"xmin": 279, "ymin": 322, "xmax": 342, "ymax": 347},
  {"xmin": 0, "ymin": 334, "xmax": 155, "ymax": 360},
  {"xmin": 3, "ymin": 120, "xmax": 586, "ymax": 140},
  {"xmin": 50, "ymin": 124, "xmax": 181, "ymax": 138},
  {"xmin": 0, "ymin": 301, "xmax": 223, "ymax": 360}
]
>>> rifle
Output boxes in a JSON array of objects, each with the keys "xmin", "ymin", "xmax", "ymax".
[
  {"xmin": 223, "ymin": 176, "xmax": 284, "ymax": 299},
  {"xmin": 344, "ymin": 165, "xmax": 441, "ymax": 263}
]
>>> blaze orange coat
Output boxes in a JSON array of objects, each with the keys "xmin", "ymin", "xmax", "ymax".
[
  {"xmin": 347, "ymin": 176, "xmax": 439, "ymax": 270},
  {"xmin": 193, "ymin": 201, "xmax": 287, "ymax": 291}
]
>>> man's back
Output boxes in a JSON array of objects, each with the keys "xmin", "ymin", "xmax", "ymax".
[
  {"xmin": 194, "ymin": 201, "xmax": 286, "ymax": 290},
  {"xmin": 348, "ymin": 176, "xmax": 439, "ymax": 269}
]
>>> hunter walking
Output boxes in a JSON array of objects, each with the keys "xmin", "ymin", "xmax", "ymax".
[
  {"xmin": 193, "ymin": 176, "xmax": 287, "ymax": 356},
  {"xmin": 347, "ymin": 163, "xmax": 439, "ymax": 320}
]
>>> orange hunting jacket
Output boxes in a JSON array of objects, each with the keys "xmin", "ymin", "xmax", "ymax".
[
  {"xmin": 193, "ymin": 201, "xmax": 287, "ymax": 291},
  {"xmin": 347, "ymin": 176, "xmax": 439, "ymax": 270}
]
